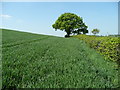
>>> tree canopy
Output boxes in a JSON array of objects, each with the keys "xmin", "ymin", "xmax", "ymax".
[
  {"xmin": 91, "ymin": 29, "xmax": 100, "ymax": 35},
  {"xmin": 52, "ymin": 13, "xmax": 88, "ymax": 37}
]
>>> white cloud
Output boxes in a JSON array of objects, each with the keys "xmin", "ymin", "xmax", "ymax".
[{"xmin": 0, "ymin": 14, "xmax": 12, "ymax": 18}]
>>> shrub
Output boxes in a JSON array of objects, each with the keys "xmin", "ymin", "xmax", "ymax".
[{"xmin": 73, "ymin": 35, "xmax": 120, "ymax": 63}]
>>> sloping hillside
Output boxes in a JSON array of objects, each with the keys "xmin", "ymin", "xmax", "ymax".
[{"xmin": 2, "ymin": 29, "xmax": 118, "ymax": 88}]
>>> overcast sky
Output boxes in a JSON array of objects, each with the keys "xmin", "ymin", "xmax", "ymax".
[{"xmin": 1, "ymin": 1, "xmax": 118, "ymax": 37}]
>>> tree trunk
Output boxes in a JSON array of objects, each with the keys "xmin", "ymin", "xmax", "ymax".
[{"xmin": 66, "ymin": 29, "xmax": 70, "ymax": 37}]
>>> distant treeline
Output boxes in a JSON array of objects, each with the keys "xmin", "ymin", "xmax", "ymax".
[
  {"xmin": 90, "ymin": 34, "xmax": 120, "ymax": 37},
  {"xmin": 108, "ymin": 34, "xmax": 120, "ymax": 37}
]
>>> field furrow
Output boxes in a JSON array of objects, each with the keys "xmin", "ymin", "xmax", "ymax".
[
  {"xmin": 2, "ymin": 29, "xmax": 119, "ymax": 88},
  {"xmin": 3, "ymin": 36, "xmax": 50, "ymax": 48}
]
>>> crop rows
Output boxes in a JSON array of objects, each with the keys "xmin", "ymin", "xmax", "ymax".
[{"xmin": 2, "ymin": 29, "xmax": 119, "ymax": 88}]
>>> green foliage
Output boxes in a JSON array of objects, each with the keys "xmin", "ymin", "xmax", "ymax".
[
  {"xmin": 73, "ymin": 35, "xmax": 119, "ymax": 63},
  {"xmin": 0, "ymin": 29, "xmax": 1, "ymax": 89},
  {"xmin": 92, "ymin": 29, "xmax": 100, "ymax": 35},
  {"xmin": 108, "ymin": 34, "xmax": 120, "ymax": 37},
  {"xmin": 52, "ymin": 13, "xmax": 88, "ymax": 36},
  {"xmin": 2, "ymin": 29, "xmax": 118, "ymax": 88}
]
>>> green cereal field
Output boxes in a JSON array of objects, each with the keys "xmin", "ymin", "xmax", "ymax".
[{"xmin": 1, "ymin": 29, "xmax": 119, "ymax": 88}]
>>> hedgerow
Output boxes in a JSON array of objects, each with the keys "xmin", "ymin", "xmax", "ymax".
[{"xmin": 73, "ymin": 35, "xmax": 120, "ymax": 63}]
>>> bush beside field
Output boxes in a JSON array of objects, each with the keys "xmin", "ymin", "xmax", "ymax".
[{"xmin": 73, "ymin": 35, "xmax": 120, "ymax": 63}]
